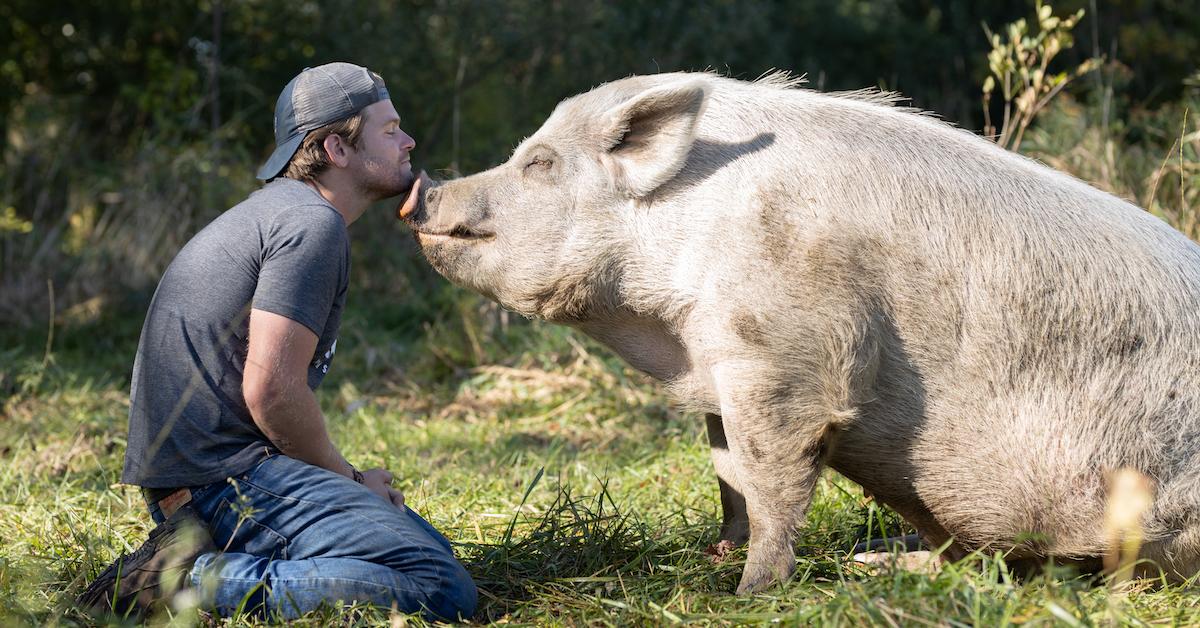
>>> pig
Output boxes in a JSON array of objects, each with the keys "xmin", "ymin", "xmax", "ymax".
[{"xmin": 400, "ymin": 71, "xmax": 1200, "ymax": 593}]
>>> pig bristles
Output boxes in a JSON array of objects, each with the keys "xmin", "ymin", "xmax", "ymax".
[
  {"xmin": 752, "ymin": 69, "xmax": 808, "ymax": 90},
  {"xmin": 751, "ymin": 68, "xmax": 927, "ymax": 121}
]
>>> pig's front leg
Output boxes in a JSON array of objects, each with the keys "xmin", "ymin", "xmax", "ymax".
[
  {"xmin": 713, "ymin": 365, "xmax": 831, "ymax": 595},
  {"xmin": 705, "ymin": 413, "xmax": 750, "ymax": 545}
]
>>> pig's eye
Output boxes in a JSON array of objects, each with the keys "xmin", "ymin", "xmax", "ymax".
[{"xmin": 525, "ymin": 157, "xmax": 553, "ymax": 171}]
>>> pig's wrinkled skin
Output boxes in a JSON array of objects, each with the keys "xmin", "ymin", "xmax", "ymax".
[{"xmin": 404, "ymin": 72, "xmax": 1200, "ymax": 593}]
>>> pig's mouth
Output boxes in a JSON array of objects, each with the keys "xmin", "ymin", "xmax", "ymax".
[{"xmin": 413, "ymin": 225, "xmax": 496, "ymax": 243}]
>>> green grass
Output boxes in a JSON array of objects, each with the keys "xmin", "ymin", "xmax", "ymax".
[{"xmin": 2, "ymin": 292, "xmax": 1199, "ymax": 627}]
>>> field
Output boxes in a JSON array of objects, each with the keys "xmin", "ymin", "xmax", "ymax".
[{"xmin": 3, "ymin": 258, "xmax": 1200, "ymax": 625}]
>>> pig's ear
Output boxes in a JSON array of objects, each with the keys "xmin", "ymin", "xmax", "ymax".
[{"xmin": 601, "ymin": 81, "xmax": 709, "ymax": 198}]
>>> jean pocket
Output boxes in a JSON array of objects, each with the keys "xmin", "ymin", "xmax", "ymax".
[{"xmin": 210, "ymin": 496, "xmax": 290, "ymax": 560}]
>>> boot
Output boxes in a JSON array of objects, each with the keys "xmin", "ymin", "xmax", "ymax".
[{"xmin": 77, "ymin": 506, "xmax": 217, "ymax": 617}]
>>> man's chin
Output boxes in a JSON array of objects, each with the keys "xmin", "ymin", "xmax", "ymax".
[
  {"xmin": 365, "ymin": 172, "xmax": 415, "ymax": 201},
  {"xmin": 397, "ymin": 169, "xmax": 416, "ymax": 195}
]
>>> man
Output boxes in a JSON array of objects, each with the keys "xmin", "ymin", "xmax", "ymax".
[{"xmin": 78, "ymin": 62, "xmax": 477, "ymax": 621}]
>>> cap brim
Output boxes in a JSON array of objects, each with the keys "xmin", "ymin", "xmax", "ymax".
[{"xmin": 255, "ymin": 133, "xmax": 306, "ymax": 181}]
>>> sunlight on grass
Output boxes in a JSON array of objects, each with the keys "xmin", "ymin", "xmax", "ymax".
[{"xmin": 3, "ymin": 320, "xmax": 1198, "ymax": 626}]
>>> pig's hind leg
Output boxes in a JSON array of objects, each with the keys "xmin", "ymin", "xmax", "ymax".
[{"xmin": 706, "ymin": 413, "xmax": 751, "ymax": 546}]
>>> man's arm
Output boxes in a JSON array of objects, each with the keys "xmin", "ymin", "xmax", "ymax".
[
  {"xmin": 243, "ymin": 308, "xmax": 404, "ymax": 507},
  {"xmin": 244, "ymin": 308, "xmax": 348, "ymax": 474}
]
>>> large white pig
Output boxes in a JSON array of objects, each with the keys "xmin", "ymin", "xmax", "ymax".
[{"xmin": 401, "ymin": 72, "xmax": 1200, "ymax": 593}]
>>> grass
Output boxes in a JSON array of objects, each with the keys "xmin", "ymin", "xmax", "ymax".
[{"xmin": 3, "ymin": 287, "xmax": 1200, "ymax": 627}]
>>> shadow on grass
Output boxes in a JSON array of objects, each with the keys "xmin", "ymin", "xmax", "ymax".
[
  {"xmin": 457, "ymin": 469, "xmax": 745, "ymax": 622},
  {"xmin": 452, "ymin": 468, "xmax": 1123, "ymax": 625}
]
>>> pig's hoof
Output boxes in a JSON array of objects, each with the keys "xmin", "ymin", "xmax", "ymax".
[{"xmin": 735, "ymin": 550, "xmax": 796, "ymax": 595}]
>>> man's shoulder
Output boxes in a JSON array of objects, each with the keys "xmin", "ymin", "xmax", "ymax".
[
  {"xmin": 165, "ymin": 180, "xmax": 342, "ymax": 277},
  {"xmin": 242, "ymin": 180, "xmax": 342, "ymax": 227},
  {"xmin": 238, "ymin": 178, "xmax": 335, "ymax": 215},
  {"xmin": 211, "ymin": 179, "xmax": 346, "ymax": 247}
]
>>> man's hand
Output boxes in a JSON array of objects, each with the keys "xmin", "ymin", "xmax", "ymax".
[{"xmin": 361, "ymin": 468, "xmax": 406, "ymax": 509}]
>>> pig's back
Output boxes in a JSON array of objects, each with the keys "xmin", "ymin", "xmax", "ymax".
[{"xmin": 698, "ymin": 78, "xmax": 1200, "ymax": 383}]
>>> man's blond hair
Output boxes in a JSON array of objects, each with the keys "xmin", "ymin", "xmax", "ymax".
[{"xmin": 282, "ymin": 112, "xmax": 367, "ymax": 181}]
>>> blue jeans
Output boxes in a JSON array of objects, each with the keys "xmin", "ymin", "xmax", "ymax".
[{"xmin": 147, "ymin": 453, "xmax": 477, "ymax": 621}]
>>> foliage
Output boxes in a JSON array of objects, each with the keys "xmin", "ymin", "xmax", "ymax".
[{"xmin": 981, "ymin": 1, "xmax": 1101, "ymax": 151}]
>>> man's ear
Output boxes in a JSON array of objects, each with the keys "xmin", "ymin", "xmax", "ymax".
[
  {"xmin": 600, "ymin": 80, "xmax": 709, "ymax": 198},
  {"xmin": 322, "ymin": 134, "xmax": 353, "ymax": 168}
]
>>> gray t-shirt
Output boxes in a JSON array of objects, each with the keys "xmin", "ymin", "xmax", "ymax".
[{"xmin": 122, "ymin": 178, "xmax": 350, "ymax": 488}]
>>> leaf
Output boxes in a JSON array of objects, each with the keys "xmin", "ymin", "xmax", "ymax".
[
  {"xmin": 0, "ymin": 207, "xmax": 33, "ymax": 234},
  {"xmin": 1045, "ymin": 36, "xmax": 1061, "ymax": 57},
  {"xmin": 1046, "ymin": 602, "xmax": 1085, "ymax": 627}
]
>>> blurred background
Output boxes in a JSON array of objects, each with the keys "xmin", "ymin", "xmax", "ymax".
[{"xmin": 2, "ymin": 0, "xmax": 1198, "ymax": 387}]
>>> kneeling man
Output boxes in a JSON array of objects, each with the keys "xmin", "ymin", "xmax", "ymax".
[{"xmin": 79, "ymin": 62, "xmax": 476, "ymax": 622}]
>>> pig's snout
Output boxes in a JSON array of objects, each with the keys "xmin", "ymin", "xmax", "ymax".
[
  {"xmin": 405, "ymin": 183, "xmax": 495, "ymax": 243},
  {"xmin": 417, "ymin": 186, "xmax": 442, "ymax": 221}
]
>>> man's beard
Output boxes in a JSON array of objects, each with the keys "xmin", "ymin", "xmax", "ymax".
[{"xmin": 357, "ymin": 154, "xmax": 413, "ymax": 200}]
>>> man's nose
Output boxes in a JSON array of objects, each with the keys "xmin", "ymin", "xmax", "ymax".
[{"xmin": 400, "ymin": 130, "xmax": 416, "ymax": 151}]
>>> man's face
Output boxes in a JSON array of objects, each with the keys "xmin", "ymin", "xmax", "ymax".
[{"xmin": 351, "ymin": 100, "xmax": 416, "ymax": 200}]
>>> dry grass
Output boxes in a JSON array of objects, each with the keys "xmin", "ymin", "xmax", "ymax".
[{"xmin": 3, "ymin": 312, "xmax": 1199, "ymax": 626}]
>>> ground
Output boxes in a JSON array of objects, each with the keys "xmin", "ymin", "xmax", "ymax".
[{"xmin": 2, "ymin": 298, "xmax": 1198, "ymax": 626}]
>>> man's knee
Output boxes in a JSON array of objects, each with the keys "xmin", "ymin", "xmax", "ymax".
[{"xmin": 424, "ymin": 560, "xmax": 477, "ymax": 622}]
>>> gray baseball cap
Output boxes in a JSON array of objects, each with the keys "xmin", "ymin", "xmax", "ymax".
[{"xmin": 256, "ymin": 62, "xmax": 391, "ymax": 181}]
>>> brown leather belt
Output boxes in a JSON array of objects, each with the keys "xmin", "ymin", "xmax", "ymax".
[{"xmin": 143, "ymin": 486, "xmax": 194, "ymax": 518}]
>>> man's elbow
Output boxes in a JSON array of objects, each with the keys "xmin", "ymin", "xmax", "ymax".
[{"xmin": 243, "ymin": 375, "xmax": 292, "ymax": 422}]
